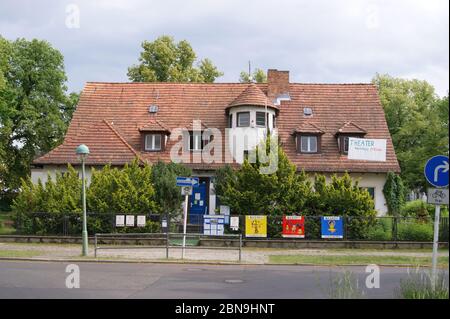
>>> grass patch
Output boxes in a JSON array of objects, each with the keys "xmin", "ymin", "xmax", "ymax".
[
  {"xmin": 0, "ymin": 250, "xmax": 44, "ymax": 258},
  {"xmin": 269, "ymin": 255, "xmax": 449, "ymax": 267},
  {"xmin": 396, "ymin": 268, "xmax": 449, "ymax": 299}
]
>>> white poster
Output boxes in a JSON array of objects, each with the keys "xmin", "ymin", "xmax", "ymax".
[
  {"xmin": 230, "ymin": 216, "xmax": 239, "ymax": 231},
  {"xmin": 348, "ymin": 138, "xmax": 386, "ymax": 162},
  {"xmin": 137, "ymin": 215, "xmax": 146, "ymax": 227},
  {"xmin": 115, "ymin": 215, "xmax": 125, "ymax": 227},
  {"xmin": 203, "ymin": 215, "xmax": 225, "ymax": 236},
  {"xmin": 126, "ymin": 215, "xmax": 135, "ymax": 227}
]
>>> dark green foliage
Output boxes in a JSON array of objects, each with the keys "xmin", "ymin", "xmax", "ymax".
[
  {"xmin": 0, "ymin": 36, "xmax": 79, "ymax": 199},
  {"xmin": 127, "ymin": 36, "xmax": 223, "ymax": 83},
  {"xmin": 397, "ymin": 221, "xmax": 434, "ymax": 241},
  {"xmin": 373, "ymin": 74, "xmax": 449, "ymax": 191},
  {"xmin": 383, "ymin": 172, "xmax": 406, "ymax": 216},
  {"xmin": 366, "ymin": 218, "xmax": 393, "ymax": 241},
  {"xmin": 150, "ymin": 161, "xmax": 192, "ymax": 216},
  {"xmin": 11, "ymin": 160, "xmax": 190, "ymax": 234},
  {"xmin": 87, "ymin": 160, "xmax": 157, "ymax": 214}
]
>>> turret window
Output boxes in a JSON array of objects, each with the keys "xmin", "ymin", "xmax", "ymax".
[
  {"xmin": 237, "ymin": 112, "xmax": 250, "ymax": 127},
  {"xmin": 256, "ymin": 112, "xmax": 266, "ymax": 127}
]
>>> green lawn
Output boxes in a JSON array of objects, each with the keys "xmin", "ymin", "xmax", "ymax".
[
  {"xmin": 0, "ymin": 250, "xmax": 44, "ymax": 258},
  {"xmin": 269, "ymin": 255, "xmax": 449, "ymax": 267}
]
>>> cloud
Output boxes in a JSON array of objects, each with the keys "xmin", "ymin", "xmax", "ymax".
[{"xmin": 0, "ymin": 0, "xmax": 448, "ymax": 96}]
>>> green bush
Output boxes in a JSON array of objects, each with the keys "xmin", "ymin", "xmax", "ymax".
[
  {"xmin": 11, "ymin": 160, "xmax": 189, "ymax": 235},
  {"xmin": 397, "ymin": 221, "xmax": 433, "ymax": 241},
  {"xmin": 401, "ymin": 200, "xmax": 434, "ymax": 219},
  {"xmin": 366, "ymin": 218, "xmax": 393, "ymax": 241}
]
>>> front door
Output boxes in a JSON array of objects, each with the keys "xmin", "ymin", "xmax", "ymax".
[{"xmin": 189, "ymin": 181, "xmax": 207, "ymax": 224}]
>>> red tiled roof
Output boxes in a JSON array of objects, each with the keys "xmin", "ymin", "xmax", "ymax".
[
  {"xmin": 33, "ymin": 82, "xmax": 400, "ymax": 173},
  {"xmin": 336, "ymin": 121, "xmax": 367, "ymax": 135},
  {"xmin": 227, "ymin": 83, "xmax": 278, "ymax": 111},
  {"xmin": 139, "ymin": 119, "xmax": 171, "ymax": 133},
  {"xmin": 292, "ymin": 123, "xmax": 325, "ymax": 135}
]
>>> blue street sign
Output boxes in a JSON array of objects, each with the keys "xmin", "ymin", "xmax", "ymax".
[
  {"xmin": 424, "ymin": 155, "xmax": 449, "ymax": 188},
  {"xmin": 176, "ymin": 177, "xmax": 199, "ymax": 187}
]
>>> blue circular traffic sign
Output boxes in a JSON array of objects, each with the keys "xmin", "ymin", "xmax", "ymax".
[{"xmin": 424, "ymin": 155, "xmax": 449, "ymax": 188}]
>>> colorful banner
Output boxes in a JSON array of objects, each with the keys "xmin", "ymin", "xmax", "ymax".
[
  {"xmin": 282, "ymin": 215, "xmax": 305, "ymax": 238},
  {"xmin": 321, "ymin": 216, "xmax": 344, "ymax": 239},
  {"xmin": 245, "ymin": 215, "xmax": 267, "ymax": 238}
]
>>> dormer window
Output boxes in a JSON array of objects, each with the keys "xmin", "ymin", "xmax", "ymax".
[
  {"xmin": 145, "ymin": 134, "xmax": 162, "ymax": 151},
  {"xmin": 292, "ymin": 123, "xmax": 324, "ymax": 154},
  {"xmin": 139, "ymin": 120, "xmax": 170, "ymax": 152},
  {"xmin": 300, "ymin": 135, "xmax": 318, "ymax": 153},
  {"xmin": 237, "ymin": 112, "xmax": 250, "ymax": 127},
  {"xmin": 335, "ymin": 122, "xmax": 367, "ymax": 155}
]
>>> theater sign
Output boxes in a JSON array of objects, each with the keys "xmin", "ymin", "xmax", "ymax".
[{"xmin": 348, "ymin": 138, "xmax": 387, "ymax": 162}]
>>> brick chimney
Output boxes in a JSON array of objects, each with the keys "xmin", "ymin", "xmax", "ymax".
[{"xmin": 267, "ymin": 69, "xmax": 290, "ymax": 99}]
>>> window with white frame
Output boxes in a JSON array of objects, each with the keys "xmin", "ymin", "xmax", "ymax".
[
  {"xmin": 300, "ymin": 135, "xmax": 318, "ymax": 153},
  {"xmin": 145, "ymin": 134, "xmax": 162, "ymax": 151},
  {"xmin": 189, "ymin": 131, "xmax": 203, "ymax": 151}
]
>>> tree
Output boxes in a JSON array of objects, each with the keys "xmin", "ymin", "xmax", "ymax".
[
  {"xmin": 239, "ymin": 68, "xmax": 267, "ymax": 83},
  {"xmin": 373, "ymin": 74, "xmax": 449, "ymax": 191},
  {"xmin": 0, "ymin": 37, "xmax": 78, "ymax": 198},
  {"xmin": 127, "ymin": 36, "xmax": 223, "ymax": 83},
  {"xmin": 150, "ymin": 161, "xmax": 192, "ymax": 216},
  {"xmin": 383, "ymin": 171, "xmax": 406, "ymax": 216}
]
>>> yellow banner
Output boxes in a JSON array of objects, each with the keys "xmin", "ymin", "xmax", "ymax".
[{"xmin": 245, "ymin": 215, "xmax": 267, "ymax": 238}]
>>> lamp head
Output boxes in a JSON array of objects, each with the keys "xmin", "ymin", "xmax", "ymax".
[{"xmin": 76, "ymin": 144, "xmax": 90, "ymax": 160}]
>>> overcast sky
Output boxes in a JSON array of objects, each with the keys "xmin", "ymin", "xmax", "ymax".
[{"xmin": 0, "ymin": 0, "xmax": 448, "ymax": 96}]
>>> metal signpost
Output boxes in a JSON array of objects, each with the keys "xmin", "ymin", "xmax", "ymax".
[
  {"xmin": 176, "ymin": 177, "xmax": 199, "ymax": 259},
  {"xmin": 424, "ymin": 155, "xmax": 449, "ymax": 290}
]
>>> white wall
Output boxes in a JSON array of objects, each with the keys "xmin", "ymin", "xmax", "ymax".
[
  {"xmin": 307, "ymin": 172, "xmax": 388, "ymax": 216},
  {"xmin": 32, "ymin": 166, "xmax": 388, "ymax": 216},
  {"xmin": 31, "ymin": 165, "xmax": 94, "ymax": 185}
]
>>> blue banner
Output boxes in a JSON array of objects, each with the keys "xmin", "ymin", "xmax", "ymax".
[{"xmin": 321, "ymin": 216, "xmax": 344, "ymax": 239}]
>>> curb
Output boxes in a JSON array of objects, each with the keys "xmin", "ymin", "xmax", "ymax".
[{"xmin": 0, "ymin": 257, "xmax": 447, "ymax": 269}]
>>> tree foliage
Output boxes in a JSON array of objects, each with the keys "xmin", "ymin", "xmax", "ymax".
[
  {"xmin": 373, "ymin": 74, "xmax": 449, "ymax": 190},
  {"xmin": 383, "ymin": 171, "xmax": 406, "ymax": 216},
  {"xmin": 127, "ymin": 36, "xmax": 223, "ymax": 83},
  {"xmin": 11, "ymin": 160, "xmax": 192, "ymax": 234},
  {"xmin": 215, "ymin": 138, "xmax": 376, "ymax": 237},
  {"xmin": 239, "ymin": 68, "xmax": 267, "ymax": 83},
  {"xmin": 0, "ymin": 36, "xmax": 78, "ymax": 197},
  {"xmin": 150, "ymin": 160, "xmax": 192, "ymax": 216},
  {"xmin": 87, "ymin": 160, "xmax": 157, "ymax": 214}
]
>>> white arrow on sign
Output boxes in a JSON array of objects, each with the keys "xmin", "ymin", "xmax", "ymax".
[{"xmin": 434, "ymin": 160, "xmax": 449, "ymax": 182}]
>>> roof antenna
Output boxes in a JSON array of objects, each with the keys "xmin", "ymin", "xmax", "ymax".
[{"xmin": 248, "ymin": 61, "xmax": 253, "ymax": 83}]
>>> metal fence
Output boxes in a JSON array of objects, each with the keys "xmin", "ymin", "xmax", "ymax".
[
  {"xmin": 94, "ymin": 232, "xmax": 242, "ymax": 261},
  {"xmin": 12, "ymin": 212, "xmax": 450, "ymax": 242}
]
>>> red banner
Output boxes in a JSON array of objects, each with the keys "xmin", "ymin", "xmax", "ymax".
[{"xmin": 282, "ymin": 215, "xmax": 305, "ymax": 238}]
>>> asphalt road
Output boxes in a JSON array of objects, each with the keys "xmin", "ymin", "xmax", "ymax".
[{"xmin": 0, "ymin": 261, "xmax": 445, "ymax": 299}]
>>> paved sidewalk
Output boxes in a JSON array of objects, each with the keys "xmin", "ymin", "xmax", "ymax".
[{"xmin": 0, "ymin": 242, "xmax": 448, "ymax": 264}]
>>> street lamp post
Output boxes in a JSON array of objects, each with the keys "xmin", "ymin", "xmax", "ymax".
[{"xmin": 76, "ymin": 144, "xmax": 90, "ymax": 256}]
